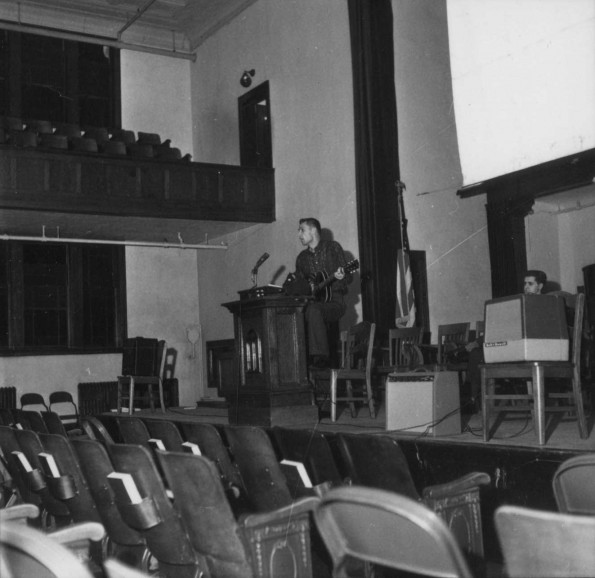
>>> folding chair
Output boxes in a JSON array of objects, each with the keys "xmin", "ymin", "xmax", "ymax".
[
  {"xmin": 495, "ymin": 504, "xmax": 595, "ymax": 578},
  {"xmin": 49, "ymin": 391, "xmax": 81, "ymax": 434},
  {"xmin": 20, "ymin": 393, "xmax": 49, "ymax": 413},
  {"xmin": 314, "ymin": 486, "xmax": 474, "ymax": 578}
]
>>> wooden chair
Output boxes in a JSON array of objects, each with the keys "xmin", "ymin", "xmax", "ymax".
[
  {"xmin": 480, "ymin": 293, "xmax": 588, "ymax": 445},
  {"xmin": 312, "ymin": 321, "xmax": 376, "ymax": 422},
  {"xmin": 495, "ymin": 505, "xmax": 595, "ymax": 578},
  {"xmin": 314, "ymin": 486, "xmax": 473, "ymax": 578},
  {"xmin": 157, "ymin": 450, "xmax": 317, "ymax": 578},
  {"xmin": 117, "ymin": 337, "xmax": 166, "ymax": 414},
  {"xmin": 377, "ymin": 326, "xmax": 425, "ymax": 377},
  {"xmin": 335, "ymin": 432, "xmax": 490, "ymax": 560},
  {"xmin": 552, "ymin": 453, "xmax": 595, "ymax": 515}
]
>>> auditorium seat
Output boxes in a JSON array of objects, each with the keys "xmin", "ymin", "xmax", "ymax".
[
  {"xmin": 9, "ymin": 129, "xmax": 38, "ymax": 147},
  {"xmin": 20, "ymin": 410, "xmax": 49, "ymax": 434},
  {"xmin": 141, "ymin": 419, "xmax": 184, "ymax": 451},
  {"xmin": 39, "ymin": 133, "xmax": 68, "ymax": 150},
  {"xmin": 83, "ymin": 126, "xmax": 110, "ymax": 144},
  {"xmin": 0, "ymin": 115, "xmax": 24, "ymax": 131},
  {"xmin": 13, "ymin": 428, "xmax": 72, "ymax": 527},
  {"xmin": 271, "ymin": 426, "xmax": 344, "ymax": 488},
  {"xmin": 80, "ymin": 416, "xmax": 116, "ymax": 446},
  {"xmin": 179, "ymin": 421, "xmax": 248, "ymax": 514},
  {"xmin": 71, "ymin": 136, "xmax": 98, "ymax": 152},
  {"xmin": 157, "ymin": 449, "xmax": 317, "ymax": 578},
  {"xmin": 137, "ymin": 131, "xmax": 161, "ymax": 146},
  {"xmin": 72, "ymin": 438, "xmax": 151, "ymax": 572},
  {"xmin": 155, "ymin": 146, "xmax": 182, "ymax": 161},
  {"xmin": 102, "ymin": 140, "xmax": 127, "ymax": 155},
  {"xmin": 552, "ymin": 453, "xmax": 595, "ymax": 515},
  {"xmin": 335, "ymin": 432, "xmax": 490, "ymax": 562},
  {"xmin": 110, "ymin": 129, "xmax": 136, "ymax": 145},
  {"xmin": 54, "ymin": 122, "xmax": 82, "ymax": 139},
  {"xmin": 116, "ymin": 417, "xmax": 152, "ymax": 449},
  {"xmin": 127, "ymin": 143, "xmax": 154, "ymax": 158},
  {"xmin": 109, "ymin": 443, "xmax": 208, "ymax": 578},
  {"xmin": 25, "ymin": 118, "xmax": 54, "ymax": 134}
]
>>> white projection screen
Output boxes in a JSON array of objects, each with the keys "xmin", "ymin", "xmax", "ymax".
[{"xmin": 447, "ymin": 0, "xmax": 595, "ymax": 187}]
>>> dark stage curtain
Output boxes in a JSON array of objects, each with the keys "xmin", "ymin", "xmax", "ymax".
[{"xmin": 348, "ymin": 0, "xmax": 401, "ymax": 332}]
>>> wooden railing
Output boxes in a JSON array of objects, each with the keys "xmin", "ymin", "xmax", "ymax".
[{"xmin": 0, "ymin": 145, "xmax": 275, "ymax": 223}]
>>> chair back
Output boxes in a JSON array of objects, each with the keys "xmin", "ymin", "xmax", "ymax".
[
  {"xmin": 495, "ymin": 504, "xmax": 595, "ymax": 578},
  {"xmin": 142, "ymin": 419, "xmax": 184, "ymax": 451},
  {"xmin": 314, "ymin": 486, "xmax": 473, "ymax": 578},
  {"xmin": 0, "ymin": 408, "xmax": 15, "ymax": 426},
  {"xmin": 0, "ymin": 521, "xmax": 96, "ymax": 578},
  {"xmin": 388, "ymin": 327, "xmax": 424, "ymax": 368},
  {"xmin": 223, "ymin": 425, "xmax": 293, "ymax": 512},
  {"xmin": 108, "ymin": 443, "xmax": 205, "ymax": 577},
  {"xmin": 156, "ymin": 451, "xmax": 254, "ymax": 578},
  {"xmin": 340, "ymin": 322, "xmax": 376, "ymax": 374},
  {"xmin": 71, "ymin": 438, "xmax": 148, "ymax": 564},
  {"xmin": 272, "ymin": 427, "xmax": 343, "ymax": 487},
  {"xmin": 79, "ymin": 416, "xmax": 115, "ymax": 446},
  {"xmin": 335, "ymin": 433, "xmax": 420, "ymax": 499},
  {"xmin": 20, "ymin": 393, "xmax": 49, "ymax": 413},
  {"xmin": 116, "ymin": 417, "xmax": 151, "ymax": 448},
  {"xmin": 42, "ymin": 412, "xmax": 68, "ymax": 437},
  {"xmin": 552, "ymin": 453, "xmax": 595, "ymax": 514},
  {"xmin": 21, "ymin": 410, "xmax": 49, "ymax": 434},
  {"xmin": 437, "ymin": 323, "xmax": 470, "ymax": 365},
  {"xmin": 121, "ymin": 337, "xmax": 165, "ymax": 378},
  {"xmin": 38, "ymin": 433, "xmax": 102, "ymax": 525},
  {"xmin": 48, "ymin": 391, "xmax": 80, "ymax": 432}
]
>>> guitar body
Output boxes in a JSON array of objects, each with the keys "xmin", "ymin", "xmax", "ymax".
[{"xmin": 309, "ymin": 259, "xmax": 360, "ymax": 303}]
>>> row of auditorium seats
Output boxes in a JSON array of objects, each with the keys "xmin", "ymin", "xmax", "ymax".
[
  {"xmin": 0, "ymin": 115, "xmax": 191, "ymax": 161},
  {"xmin": 1, "ymin": 414, "xmax": 594, "ymax": 577}
]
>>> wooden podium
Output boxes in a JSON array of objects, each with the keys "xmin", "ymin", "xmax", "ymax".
[{"xmin": 222, "ymin": 290, "xmax": 319, "ymax": 427}]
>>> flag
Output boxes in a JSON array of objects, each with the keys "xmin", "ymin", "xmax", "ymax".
[{"xmin": 395, "ymin": 248, "xmax": 416, "ymax": 328}]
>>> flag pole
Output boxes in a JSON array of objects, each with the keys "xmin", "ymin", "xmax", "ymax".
[
  {"xmin": 394, "ymin": 180, "xmax": 416, "ymax": 328},
  {"xmin": 395, "ymin": 179, "xmax": 408, "ymax": 251}
]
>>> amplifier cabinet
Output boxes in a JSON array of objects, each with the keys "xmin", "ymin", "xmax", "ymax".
[{"xmin": 385, "ymin": 371, "xmax": 460, "ymax": 435}]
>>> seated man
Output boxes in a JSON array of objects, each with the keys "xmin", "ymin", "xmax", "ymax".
[{"xmin": 292, "ymin": 217, "xmax": 352, "ymax": 368}]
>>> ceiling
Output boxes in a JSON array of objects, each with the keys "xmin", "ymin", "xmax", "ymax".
[{"xmin": 0, "ymin": 0, "xmax": 259, "ymax": 57}]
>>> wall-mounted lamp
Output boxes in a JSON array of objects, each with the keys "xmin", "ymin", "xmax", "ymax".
[{"xmin": 240, "ymin": 69, "xmax": 255, "ymax": 88}]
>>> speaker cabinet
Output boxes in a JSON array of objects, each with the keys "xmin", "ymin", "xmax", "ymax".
[{"xmin": 385, "ymin": 371, "xmax": 460, "ymax": 435}]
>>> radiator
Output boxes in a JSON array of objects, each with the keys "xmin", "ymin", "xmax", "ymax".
[
  {"xmin": 78, "ymin": 379, "xmax": 179, "ymax": 416},
  {"xmin": 0, "ymin": 386, "xmax": 17, "ymax": 409},
  {"xmin": 78, "ymin": 381, "xmax": 118, "ymax": 416}
]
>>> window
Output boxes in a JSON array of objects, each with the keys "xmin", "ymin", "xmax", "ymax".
[{"xmin": 0, "ymin": 241, "xmax": 126, "ymax": 354}]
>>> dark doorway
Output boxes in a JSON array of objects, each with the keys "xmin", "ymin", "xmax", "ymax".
[{"xmin": 238, "ymin": 81, "xmax": 272, "ymax": 168}]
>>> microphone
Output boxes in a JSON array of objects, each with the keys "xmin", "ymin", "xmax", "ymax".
[{"xmin": 251, "ymin": 252, "xmax": 270, "ymax": 275}]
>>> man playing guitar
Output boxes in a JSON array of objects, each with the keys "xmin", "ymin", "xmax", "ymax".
[{"xmin": 294, "ymin": 217, "xmax": 353, "ymax": 368}]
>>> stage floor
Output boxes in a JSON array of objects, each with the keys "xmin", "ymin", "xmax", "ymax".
[{"xmin": 135, "ymin": 400, "xmax": 594, "ymax": 453}]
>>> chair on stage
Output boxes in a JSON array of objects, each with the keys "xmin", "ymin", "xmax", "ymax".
[
  {"xmin": 335, "ymin": 432, "xmax": 490, "ymax": 560},
  {"xmin": 72, "ymin": 438, "xmax": 151, "ymax": 571},
  {"xmin": 314, "ymin": 486, "xmax": 474, "ymax": 578},
  {"xmin": 311, "ymin": 321, "xmax": 376, "ymax": 422},
  {"xmin": 117, "ymin": 337, "xmax": 166, "ymax": 414},
  {"xmin": 0, "ymin": 520, "xmax": 104, "ymax": 578},
  {"xmin": 157, "ymin": 450, "xmax": 317, "ymax": 578},
  {"xmin": 480, "ymin": 293, "xmax": 588, "ymax": 445},
  {"xmin": 495, "ymin": 504, "xmax": 595, "ymax": 578},
  {"xmin": 142, "ymin": 419, "xmax": 184, "ymax": 451},
  {"xmin": 552, "ymin": 453, "xmax": 595, "ymax": 515},
  {"xmin": 108, "ymin": 443, "xmax": 208, "ymax": 578}
]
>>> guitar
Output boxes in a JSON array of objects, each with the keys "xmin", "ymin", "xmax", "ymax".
[{"xmin": 309, "ymin": 259, "xmax": 359, "ymax": 303}]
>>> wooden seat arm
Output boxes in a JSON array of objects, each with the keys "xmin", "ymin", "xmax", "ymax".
[
  {"xmin": 422, "ymin": 472, "xmax": 491, "ymax": 500},
  {"xmin": 50, "ymin": 521, "xmax": 106, "ymax": 545},
  {"xmin": 240, "ymin": 496, "xmax": 320, "ymax": 527}
]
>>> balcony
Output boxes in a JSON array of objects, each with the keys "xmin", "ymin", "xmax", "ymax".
[{"xmin": 0, "ymin": 145, "xmax": 275, "ymax": 238}]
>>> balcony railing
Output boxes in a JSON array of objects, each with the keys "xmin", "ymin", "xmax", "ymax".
[{"xmin": 0, "ymin": 145, "xmax": 275, "ymax": 223}]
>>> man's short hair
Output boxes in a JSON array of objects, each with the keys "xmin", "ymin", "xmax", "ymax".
[
  {"xmin": 525, "ymin": 269, "xmax": 547, "ymax": 285},
  {"xmin": 299, "ymin": 218, "xmax": 321, "ymax": 236}
]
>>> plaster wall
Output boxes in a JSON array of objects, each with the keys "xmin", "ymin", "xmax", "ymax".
[
  {"xmin": 191, "ymin": 0, "xmax": 360, "ymax": 381},
  {"xmin": 392, "ymin": 0, "xmax": 492, "ymax": 336}
]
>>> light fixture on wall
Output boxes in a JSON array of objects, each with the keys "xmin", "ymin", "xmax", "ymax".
[{"xmin": 240, "ymin": 69, "xmax": 255, "ymax": 88}]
